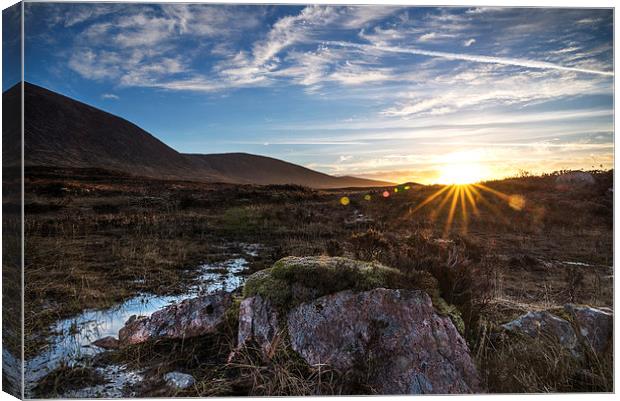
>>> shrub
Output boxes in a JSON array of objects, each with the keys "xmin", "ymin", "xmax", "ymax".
[
  {"xmin": 429, "ymin": 243, "xmax": 494, "ymax": 339},
  {"xmin": 324, "ymin": 239, "xmax": 343, "ymax": 257},
  {"xmin": 349, "ymin": 229, "xmax": 390, "ymax": 261}
]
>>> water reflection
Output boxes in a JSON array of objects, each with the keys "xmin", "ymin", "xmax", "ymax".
[{"xmin": 26, "ymin": 254, "xmax": 254, "ymax": 396}]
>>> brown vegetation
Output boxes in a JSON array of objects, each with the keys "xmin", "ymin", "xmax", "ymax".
[{"xmin": 21, "ymin": 167, "xmax": 613, "ymax": 395}]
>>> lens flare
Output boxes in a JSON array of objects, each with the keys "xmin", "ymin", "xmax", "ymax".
[
  {"xmin": 364, "ymin": 194, "xmax": 372, "ymax": 201},
  {"xmin": 508, "ymin": 195, "xmax": 526, "ymax": 210},
  {"xmin": 382, "ymin": 191, "xmax": 390, "ymax": 198},
  {"xmin": 340, "ymin": 196, "xmax": 350, "ymax": 206}
]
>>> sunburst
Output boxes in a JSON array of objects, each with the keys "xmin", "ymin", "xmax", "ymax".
[{"xmin": 408, "ymin": 183, "xmax": 525, "ymax": 237}]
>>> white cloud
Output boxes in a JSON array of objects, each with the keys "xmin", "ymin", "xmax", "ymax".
[
  {"xmin": 101, "ymin": 93, "xmax": 119, "ymax": 99},
  {"xmin": 329, "ymin": 62, "xmax": 393, "ymax": 85},
  {"xmin": 330, "ymin": 42, "xmax": 614, "ymax": 77},
  {"xmin": 339, "ymin": 6, "xmax": 400, "ymax": 28},
  {"xmin": 380, "ymin": 67, "xmax": 611, "ymax": 118},
  {"xmin": 419, "ymin": 32, "xmax": 457, "ymax": 42},
  {"xmin": 63, "ymin": 2, "xmax": 613, "ymax": 113},
  {"xmin": 463, "ymin": 38, "xmax": 476, "ymax": 47}
]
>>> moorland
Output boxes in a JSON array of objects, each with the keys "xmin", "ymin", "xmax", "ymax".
[{"xmin": 15, "ymin": 166, "xmax": 613, "ymax": 396}]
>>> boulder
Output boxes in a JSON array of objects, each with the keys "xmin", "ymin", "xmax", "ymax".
[
  {"xmin": 286, "ymin": 288, "xmax": 480, "ymax": 394},
  {"xmin": 242, "ymin": 256, "xmax": 439, "ymax": 311},
  {"xmin": 237, "ymin": 294, "xmax": 280, "ymax": 356},
  {"xmin": 118, "ymin": 292, "xmax": 232, "ymax": 346},
  {"xmin": 164, "ymin": 372, "xmax": 195, "ymax": 390},
  {"xmin": 501, "ymin": 311, "xmax": 580, "ymax": 356},
  {"xmin": 92, "ymin": 336, "xmax": 120, "ymax": 350},
  {"xmin": 555, "ymin": 171, "xmax": 595, "ymax": 188},
  {"xmin": 564, "ymin": 304, "xmax": 613, "ymax": 353}
]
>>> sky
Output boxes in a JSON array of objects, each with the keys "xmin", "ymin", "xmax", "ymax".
[{"xmin": 19, "ymin": 3, "xmax": 614, "ymax": 184}]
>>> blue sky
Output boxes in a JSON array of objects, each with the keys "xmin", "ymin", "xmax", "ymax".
[{"xmin": 21, "ymin": 3, "xmax": 613, "ymax": 183}]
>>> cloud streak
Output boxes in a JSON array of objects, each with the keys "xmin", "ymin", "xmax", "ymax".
[{"xmin": 331, "ymin": 42, "xmax": 614, "ymax": 77}]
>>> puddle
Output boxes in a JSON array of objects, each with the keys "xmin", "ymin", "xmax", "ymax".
[
  {"xmin": 560, "ymin": 260, "xmax": 613, "ymax": 270},
  {"xmin": 60, "ymin": 365, "xmax": 144, "ymax": 399},
  {"xmin": 196, "ymin": 257, "xmax": 248, "ymax": 294},
  {"xmin": 562, "ymin": 261, "xmax": 594, "ymax": 267},
  {"xmin": 2, "ymin": 348, "xmax": 21, "ymax": 396},
  {"xmin": 240, "ymin": 243, "xmax": 261, "ymax": 257},
  {"xmin": 25, "ymin": 250, "xmax": 256, "ymax": 397}
]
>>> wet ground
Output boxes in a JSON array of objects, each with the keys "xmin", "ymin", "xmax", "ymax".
[{"xmin": 25, "ymin": 244, "xmax": 260, "ymax": 398}]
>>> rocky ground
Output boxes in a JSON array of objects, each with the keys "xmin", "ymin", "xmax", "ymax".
[{"xmin": 8, "ymin": 167, "xmax": 613, "ymax": 396}]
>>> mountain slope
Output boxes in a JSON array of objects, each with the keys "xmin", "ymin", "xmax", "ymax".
[
  {"xmin": 20, "ymin": 82, "xmax": 223, "ymax": 181},
  {"xmin": 9, "ymin": 82, "xmax": 391, "ymax": 188},
  {"xmin": 185, "ymin": 153, "xmax": 388, "ymax": 188}
]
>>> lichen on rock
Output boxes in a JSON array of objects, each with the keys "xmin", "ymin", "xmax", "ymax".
[
  {"xmin": 244, "ymin": 256, "xmax": 440, "ymax": 308},
  {"xmin": 236, "ymin": 257, "xmax": 479, "ymax": 394},
  {"xmin": 286, "ymin": 288, "xmax": 480, "ymax": 394}
]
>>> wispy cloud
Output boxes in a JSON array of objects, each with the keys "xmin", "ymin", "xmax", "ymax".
[
  {"xmin": 330, "ymin": 42, "xmax": 614, "ymax": 77},
  {"xmin": 463, "ymin": 38, "xmax": 476, "ymax": 47},
  {"xmin": 25, "ymin": 4, "xmax": 613, "ymax": 182}
]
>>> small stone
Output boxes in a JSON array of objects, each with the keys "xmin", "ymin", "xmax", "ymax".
[{"xmin": 164, "ymin": 371, "xmax": 195, "ymax": 390}]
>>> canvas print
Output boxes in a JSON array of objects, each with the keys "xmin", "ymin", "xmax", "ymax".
[{"xmin": 1, "ymin": 1, "xmax": 614, "ymax": 398}]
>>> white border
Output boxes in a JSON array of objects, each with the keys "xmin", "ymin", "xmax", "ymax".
[{"xmin": 0, "ymin": 1, "xmax": 616, "ymax": 401}]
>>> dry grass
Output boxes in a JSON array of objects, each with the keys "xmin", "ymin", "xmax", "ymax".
[
  {"xmin": 475, "ymin": 326, "xmax": 613, "ymax": 393},
  {"xmin": 33, "ymin": 363, "xmax": 106, "ymax": 397},
  {"xmin": 21, "ymin": 167, "xmax": 613, "ymax": 395}
]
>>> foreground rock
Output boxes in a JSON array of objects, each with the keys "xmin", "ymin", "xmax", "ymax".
[
  {"xmin": 118, "ymin": 292, "xmax": 232, "ymax": 346},
  {"xmin": 237, "ymin": 294, "xmax": 280, "ymax": 357},
  {"xmin": 501, "ymin": 311, "xmax": 580, "ymax": 356},
  {"xmin": 564, "ymin": 304, "xmax": 613, "ymax": 353},
  {"xmin": 164, "ymin": 372, "xmax": 195, "ymax": 390},
  {"xmin": 501, "ymin": 305, "xmax": 613, "ymax": 356},
  {"xmin": 287, "ymin": 288, "xmax": 480, "ymax": 394},
  {"xmin": 236, "ymin": 256, "xmax": 479, "ymax": 394},
  {"xmin": 237, "ymin": 284, "xmax": 480, "ymax": 393}
]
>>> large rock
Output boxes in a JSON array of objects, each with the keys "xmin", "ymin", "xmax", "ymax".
[
  {"xmin": 118, "ymin": 292, "xmax": 232, "ymax": 346},
  {"xmin": 286, "ymin": 288, "xmax": 480, "ymax": 394},
  {"xmin": 555, "ymin": 171, "xmax": 595, "ymax": 187},
  {"xmin": 564, "ymin": 304, "xmax": 613, "ymax": 353},
  {"xmin": 237, "ymin": 294, "xmax": 280, "ymax": 356},
  {"xmin": 501, "ymin": 311, "xmax": 580, "ymax": 356}
]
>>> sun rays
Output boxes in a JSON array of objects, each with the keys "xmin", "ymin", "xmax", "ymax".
[{"xmin": 407, "ymin": 183, "xmax": 526, "ymax": 237}]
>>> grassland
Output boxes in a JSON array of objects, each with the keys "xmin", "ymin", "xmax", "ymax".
[{"xmin": 19, "ymin": 167, "xmax": 613, "ymax": 395}]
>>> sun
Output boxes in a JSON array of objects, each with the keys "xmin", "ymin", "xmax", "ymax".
[{"xmin": 437, "ymin": 163, "xmax": 487, "ymax": 185}]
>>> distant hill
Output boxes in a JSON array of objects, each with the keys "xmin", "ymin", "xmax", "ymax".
[
  {"xmin": 3, "ymin": 82, "xmax": 391, "ymax": 188},
  {"xmin": 186, "ymin": 152, "xmax": 388, "ymax": 188}
]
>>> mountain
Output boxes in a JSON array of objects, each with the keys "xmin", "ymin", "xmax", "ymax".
[
  {"xmin": 4, "ymin": 82, "xmax": 391, "ymax": 188},
  {"xmin": 185, "ymin": 153, "xmax": 388, "ymax": 188}
]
